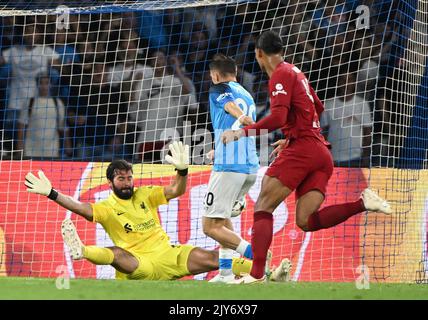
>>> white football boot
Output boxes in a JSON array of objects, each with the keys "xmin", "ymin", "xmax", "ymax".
[
  {"xmin": 270, "ymin": 258, "xmax": 292, "ymax": 282},
  {"xmin": 208, "ymin": 273, "xmax": 236, "ymax": 283},
  {"xmin": 61, "ymin": 218, "xmax": 84, "ymax": 260},
  {"xmin": 229, "ymin": 273, "xmax": 266, "ymax": 284},
  {"xmin": 361, "ymin": 188, "xmax": 392, "ymax": 215},
  {"xmin": 229, "ymin": 250, "xmax": 272, "ymax": 284}
]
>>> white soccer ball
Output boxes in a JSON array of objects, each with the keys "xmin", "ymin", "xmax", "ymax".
[{"xmin": 231, "ymin": 198, "xmax": 246, "ymax": 218}]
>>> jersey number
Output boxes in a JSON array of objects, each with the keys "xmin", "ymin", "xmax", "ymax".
[
  {"xmin": 301, "ymin": 78, "xmax": 314, "ymax": 103},
  {"xmin": 292, "ymin": 66, "xmax": 314, "ymax": 103},
  {"xmin": 231, "ymin": 98, "xmax": 256, "ymax": 130},
  {"xmin": 205, "ymin": 192, "xmax": 214, "ymax": 206}
]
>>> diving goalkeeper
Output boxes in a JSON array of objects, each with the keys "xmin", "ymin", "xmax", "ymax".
[{"xmin": 24, "ymin": 141, "xmax": 253, "ymax": 280}]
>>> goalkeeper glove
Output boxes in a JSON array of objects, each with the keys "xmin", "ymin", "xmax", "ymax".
[
  {"xmin": 165, "ymin": 141, "xmax": 190, "ymax": 176},
  {"xmin": 25, "ymin": 170, "xmax": 58, "ymax": 200}
]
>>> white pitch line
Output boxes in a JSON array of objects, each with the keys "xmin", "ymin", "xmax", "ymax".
[
  {"xmin": 292, "ymin": 232, "xmax": 312, "ymax": 281},
  {"xmin": 64, "ymin": 162, "xmax": 94, "ymax": 279}
]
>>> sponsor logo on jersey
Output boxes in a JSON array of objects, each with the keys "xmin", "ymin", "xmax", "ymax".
[
  {"xmin": 272, "ymin": 83, "xmax": 287, "ymax": 96},
  {"xmin": 123, "ymin": 220, "xmax": 156, "ymax": 233},
  {"xmin": 124, "ymin": 223, "xmax": 133, "ymax": 233},
  {"xmin": 134, "ymin": 219, "xmax": 156, "ymax": 231},
  {"xmin": 216, "ymin": 92, "xmax": 233, "ymax": 102}
]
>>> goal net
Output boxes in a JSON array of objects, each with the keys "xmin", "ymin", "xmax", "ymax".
[{"xmin": 0, "ymin": 0, "xmax": 427, "ymax": 283}]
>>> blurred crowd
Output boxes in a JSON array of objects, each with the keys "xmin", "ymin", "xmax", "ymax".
[{"xmin": 0, "ymin": 0, "xmax": 402, "ymax": 167}]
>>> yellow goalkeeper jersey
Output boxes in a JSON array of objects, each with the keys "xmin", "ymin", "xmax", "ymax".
[{"xmin": 91, "ymin": 186, "xmax": 170, "ymax": 254}]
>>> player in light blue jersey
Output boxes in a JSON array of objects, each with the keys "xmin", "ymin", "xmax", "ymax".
[
  {"xmin": 209, "ymin": 83, "xmax": 259, "ymax": 174},
  {"xmin": 203, "ymin": 54, "xmax": 261, "ymax": 283}
]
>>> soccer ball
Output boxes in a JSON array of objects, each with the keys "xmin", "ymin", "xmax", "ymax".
[{"xmin": 231, "ymin": 197, "xmax": 246, "ymax": 217}]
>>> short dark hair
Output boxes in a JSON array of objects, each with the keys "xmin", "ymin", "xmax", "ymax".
[
  {"xmin": 106, "ymin": 160, "xmax": 133, "ymax": 182},
  {"xmin": 255, "ymin": 30, "xmax": 284, "ymax": 55},
  {"xmin": 209, "ymin": 53, "xmax": 237, "ymax": 77}
]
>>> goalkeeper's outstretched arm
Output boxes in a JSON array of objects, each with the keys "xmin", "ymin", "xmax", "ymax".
[
  {"xmin": 24, "ymin": 171, "xmax": 93, "ymax": 221},
  {"xmin": 163, "ymin": 141, "xmax": 190, "ymax": 201}
]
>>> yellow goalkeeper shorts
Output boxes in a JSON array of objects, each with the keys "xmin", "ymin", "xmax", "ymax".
[{"xmin": 115, "ymin": 244, "xmax": 195, "ymax": 280}]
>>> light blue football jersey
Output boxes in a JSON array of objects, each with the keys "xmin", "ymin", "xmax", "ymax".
[{"xmin": 209, "ymin": 81, "xmax": 259, "ymax": 174}]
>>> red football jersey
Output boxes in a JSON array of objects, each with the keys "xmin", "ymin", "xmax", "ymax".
[{"xmin": 269, "ymin": 62, "xmax": 328, "ymax": 145}]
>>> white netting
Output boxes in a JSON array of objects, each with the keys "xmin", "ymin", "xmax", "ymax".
[{"xmin": 0, "ymin": 0, "xmax": 427, "ymax": 283}]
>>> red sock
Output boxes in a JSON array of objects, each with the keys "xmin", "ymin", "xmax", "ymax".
[
  {"xmin": 250, "ymin": 211, "xmax": 273, "ymax": 279},
  {"xmin": 307, "ymin": 199, "xmax": 365, "ymax": 231}
]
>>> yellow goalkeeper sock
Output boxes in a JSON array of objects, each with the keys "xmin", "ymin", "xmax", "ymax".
[
  {"xmin": 232, "ymin": 257, "xmax": 252, "ymax": 276},
  {"xmin": 83, "ymin": 246, "xmax": 114, "ymax": 265}
]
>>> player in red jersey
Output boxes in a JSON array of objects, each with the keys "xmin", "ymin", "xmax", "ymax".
[{"xmin": 222, "ymin": 30, "xmax": 392, "ymax": 284}]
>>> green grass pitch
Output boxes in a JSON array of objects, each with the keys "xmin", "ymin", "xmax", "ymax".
[{"xmin": 0, "ymin": 277, "xmax": 427, "ymax": 299}]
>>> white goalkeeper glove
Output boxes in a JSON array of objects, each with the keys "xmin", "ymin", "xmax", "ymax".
[
  {"xmin": 25, "ymin": 170, "xmax": 58, "ymax": 200},
  {"xmin": 165, "ymin": 141, "xmax": 190, "ymax": 175}
]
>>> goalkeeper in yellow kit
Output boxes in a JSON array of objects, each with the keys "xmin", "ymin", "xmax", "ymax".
[{"xmin": 24, "ymin": 141, "xmax": 253, "ymax": 280}]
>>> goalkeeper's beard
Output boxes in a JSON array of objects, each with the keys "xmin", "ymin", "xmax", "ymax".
[{"xmin": 112, "ymin": 184, "xmax": 134, "ymax": 200}]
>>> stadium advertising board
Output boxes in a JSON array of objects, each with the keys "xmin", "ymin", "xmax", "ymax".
[{"xmin": 0, "ymin": 161, "xmax": 425, "ymax": 282}]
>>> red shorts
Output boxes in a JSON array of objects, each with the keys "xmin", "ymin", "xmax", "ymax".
[{"xmin": 266, "ymin": 137, "xmax": 333, "ymax": 199}]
